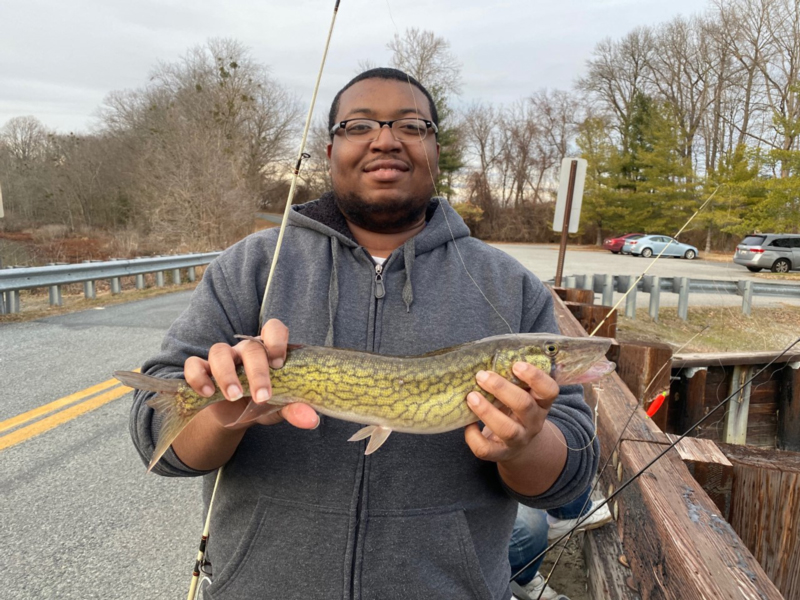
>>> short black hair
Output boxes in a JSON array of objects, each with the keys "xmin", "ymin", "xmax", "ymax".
[{"xmin": 327, "ymin": 67, "xmax": 439, "ymax": 139}]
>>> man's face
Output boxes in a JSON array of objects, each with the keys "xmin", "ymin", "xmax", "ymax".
[{"xmin": 327, "ymin": 78, "xmax": 440, "ymax": 233}]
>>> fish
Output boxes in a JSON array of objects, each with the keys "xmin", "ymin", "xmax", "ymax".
[{"xmin": 115, "ymin": 333, "xmax": 615, "ymax": 471}]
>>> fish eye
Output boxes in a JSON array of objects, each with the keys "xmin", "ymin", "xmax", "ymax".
[{"xmin": 544, "ymin": 342, "xmax": 559, "ymax": 357}]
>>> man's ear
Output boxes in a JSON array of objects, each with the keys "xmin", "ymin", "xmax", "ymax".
[{"xmin": 326, "ymin": 143, "xmax": 333, "ymax": 159}]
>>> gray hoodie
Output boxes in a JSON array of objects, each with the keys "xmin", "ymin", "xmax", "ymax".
[{"xmin": 130, "ymin": 194, "xmax": 598, "ymax": 600}]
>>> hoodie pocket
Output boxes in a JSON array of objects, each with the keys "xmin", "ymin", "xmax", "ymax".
[
  {"xmin": 207, "ymin": 495, "xmax": 350, "ymax": 600},
  {"xmin": 359, "ymin": 505, "xmax": 493, "ymax": 600}
]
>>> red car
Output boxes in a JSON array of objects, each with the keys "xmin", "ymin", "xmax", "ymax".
[{"xmin": 603, "ymin": 233, "xmax": 644, "ymax": 254}]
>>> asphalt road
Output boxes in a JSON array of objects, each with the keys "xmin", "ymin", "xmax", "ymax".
[{"xmin": 1, "ymin": 244, "xmax": 797, "ymax": 600}]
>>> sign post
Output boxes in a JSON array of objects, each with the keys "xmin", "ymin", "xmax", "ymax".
[{"xmin": 553, "ymin": 158, "xmax": 587, "ymax": 287}]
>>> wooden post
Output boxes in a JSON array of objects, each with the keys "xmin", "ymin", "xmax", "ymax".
[
  {"xmin": 564, "ymin": 302, "xmax": 617, "ymax": 339},
  {"xmin": 608, "ymin": 341, "xmax": 673, "ymax": 430},
  {"xmin": 671, "ymin": 367, "xmax": 708, "ymax": 441},
  {"xmin": 721, "ymin": 443, "xmax": 800, "ymax": 600},
  {"xmin": 554, "ymin": 159, "xmax": 578, "ymax": 288},
  {"xmin": 583, "ymin": 520, "xmax": 640, "ymax": 600},
  {"xmin": 778, "ymin": 362, "xmax": 800, "ymax": 452},
  {"xmin": 722, "ymin": 365, "xmax": 752, "ymax": 445}
]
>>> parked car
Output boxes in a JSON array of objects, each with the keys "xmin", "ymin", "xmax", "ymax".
[
  {"xmin": 733, "ymin": 233, "xmax": 800, "ymax": 273},
  {"xmin": 622, "ymin": 235, "xmax": 699, "ymax": 259},
  {"xmin": 603, "ymin": 232, "xmax": 644, "ymax": 254}
]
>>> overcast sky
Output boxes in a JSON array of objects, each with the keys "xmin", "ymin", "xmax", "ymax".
[{"xmin": 2, "ymin": 0, "xmax": 708, "ymax": 134}]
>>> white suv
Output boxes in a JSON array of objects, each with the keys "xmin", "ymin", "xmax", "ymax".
[{"xmin": 733, "ymin": 234, "xmax": 800, "ymax": 273}]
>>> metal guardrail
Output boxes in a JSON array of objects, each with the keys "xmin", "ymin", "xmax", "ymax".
[
  {"xmin": 561, "ymin": 273, "xmax": 800, "ymax": 321},
  {"xmin": 0, "ymin": 252, "xmax": 221, "ymax": 315}
]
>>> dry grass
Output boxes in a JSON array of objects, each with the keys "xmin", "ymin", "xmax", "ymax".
[{"xmin": 617, "ymin": 304, "xmax": 800, "ymax": 353}]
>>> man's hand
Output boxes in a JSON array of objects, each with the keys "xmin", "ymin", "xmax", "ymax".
[
  {"xmin": 464, "ymin": 362, "xmax": 560, "ymax": 463},
  {"xmin": 183, "ymin": 318, "xmax": 319, "ymax": 430}
]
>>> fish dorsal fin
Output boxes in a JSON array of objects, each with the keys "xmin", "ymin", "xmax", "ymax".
[{"xmin": 287, "ymin": 343, "xmax": 305, "ymax": 352}]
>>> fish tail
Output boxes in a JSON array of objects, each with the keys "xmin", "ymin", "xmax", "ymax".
[
  {"xmin": 145, "ymin": 391, "xmax": 195, "ymax": 472},
  {"xmin": 114, "ymin": 370, "xmax": 182, "ymax": 393},
  {"xmin": 114, "ymin": 370, "xmax": 199, "ymax": 472}
]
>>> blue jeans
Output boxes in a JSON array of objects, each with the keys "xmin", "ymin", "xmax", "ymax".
[
  {"xmin": 546, "ymin": 486, "xmax": 592, "ymax": 520},
  {"xmin": 508, "ymin": 505, "xmax": 548, "ymax": 585}
]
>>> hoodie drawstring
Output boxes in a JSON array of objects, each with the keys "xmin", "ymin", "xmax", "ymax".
[
  {"xmin": 325, "ymin": 237, "xmax": 341, "ymax": 347},
  {"xmin": 402, "ymin": 238, "xmax": 415, "ymax": 313}
]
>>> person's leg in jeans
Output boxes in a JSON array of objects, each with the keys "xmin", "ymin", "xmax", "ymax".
[
  {"xmin": 546, "ymin": 486, "xmax": 591, "ymax": 520},
  {"xmin": 508, "ymin": 505, "xmax": 549, "ymax": 585}
]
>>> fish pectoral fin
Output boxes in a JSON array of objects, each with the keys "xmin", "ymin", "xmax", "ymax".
[
  {"xmin": 227, "ymin": 399, "xmax": 284, "ymax": 427},
  {"xmin": 348, "ymin": 425, "xmax": 393, "ymax": 454}
]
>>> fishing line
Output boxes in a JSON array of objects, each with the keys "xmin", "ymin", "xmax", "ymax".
[
  {"xmin": 512, "ymin": 335, "xmax": 800, "ymax": 585},
  {"xmin": 384, "ymin": 0, "xmax": 513, "ymax": 335},
  {"xmin": 186, "ymin": 3, "xmax": 342, "ymax": 599}
]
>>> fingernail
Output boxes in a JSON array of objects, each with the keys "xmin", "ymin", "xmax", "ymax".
[
  {"xmin": 201, "ymin": 385, "xmax": 214, "ymax": 397},
  {"xmin": 271, "ymin": 358, "xmax": 284, "ymax": 369},
  {"xmin": 476, "ymin": 370, "xmax": 489, "ymax": 383},
  {"xmin": 311, "ymin": 416, "xmax": 321, "ymax": 430},
  {"xmin": 513, "ymin": 362, "xmax": 530, "ymax": 376},
  {"xmin": 256, "ymin": 388, "xmax": 271, "ymax": 403},
  {"xmin": 467, "ymin": 393, "xmax": 481, "ymax": 407},
  {"xmin": 227, "ymin": 385, "xmax": 242, "ymax": 401}
]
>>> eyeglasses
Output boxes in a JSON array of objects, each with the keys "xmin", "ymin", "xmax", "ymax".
[{"xmin": 330, "ymin": 118, "xmax": 439, "ymax": 143}]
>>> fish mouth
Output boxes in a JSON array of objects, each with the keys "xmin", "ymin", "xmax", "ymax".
[
  {"xmin": 549, "ymin": 336, "xmax": 616, "ymax": 385},
  {"xmin": 554, "ymin": 358, "xmax": 616, "ymax": 385}
]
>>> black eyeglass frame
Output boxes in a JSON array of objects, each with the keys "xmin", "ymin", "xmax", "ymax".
[{"xmin": 329, "ymin": 118, "xmax": 439, "ymax": 142}]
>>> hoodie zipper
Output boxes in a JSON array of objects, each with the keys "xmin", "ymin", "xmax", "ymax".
[{"xmin": 374, "ymin": 263, "xmax": 385, "ymax": 299}]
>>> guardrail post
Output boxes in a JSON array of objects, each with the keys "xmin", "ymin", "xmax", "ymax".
[
  {"xmin": 81, "ymin": 261, "xmax": 96, "ymax": 299},
  {"xmin": 7, "ymin": 290, "xmax": 20, "ymax": 313},
  {"xmin": 47, "ymin": 263, "xmax": 63, "ymax": 307},
  {"xmin": 564, "ymin": 275, "xmax": 576, "ymax": 288},
  {"xmin": 187, "ymin": 267, "xmax": 196, "ymax": 283},
  {"xmin": 649, "ymin": 276, "xmax": 661, "ymax": 322},
  {"xmin": 135, "ymin": 274, "xmax": 145, "ymax": 289},
  {"xmin": 602, "ymin": 274, "xmax": 614, "ymax": 306},
  {"xmin": 623, "ymin": 276, "xmax": 637, "ymax": 319},
  {"xmin": 678, "ymin": 277, "xmax": 689, "ymax": 321},
  {"xmin": 172, "ymin": 268, "xmax": 181, "ymax": 285},
  {"xmin": 110, "ymin": 277, "xmax": 121, "ymax": 295},
  {"xmin": 156, "ymin": 271, "xmax": 165, "ymax": 287},
  {"xmin": 741, "ymin": 280, "xmax": 753, "ymax": 316}
]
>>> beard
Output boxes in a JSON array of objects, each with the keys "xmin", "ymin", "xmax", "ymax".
[{"xmin": 333, "ymin": 189, "xmax": 433, "ymax": 234}]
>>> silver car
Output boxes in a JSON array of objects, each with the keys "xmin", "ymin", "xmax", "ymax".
[{"xmin": 733, "ymin": 233, "xmax": 800, "ymax": 273}]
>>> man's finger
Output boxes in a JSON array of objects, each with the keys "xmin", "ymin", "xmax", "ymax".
[
  {"xmin": 208, "ymin": 343, "xmax": 244, "ymax": 401},
  {"xmin": 262, "ymin": 319, "xmax": 290, "ymax": 369},
  {"xmin": 466, "ymin": 391, "xmax": 527, "ymax": 445},
  {"xmin": 464, "ymin": 423, "xmax": 504, "ymax": 462},
  {"xmin": 184, "ymin": 356, "xmax": 215, "ymax": 397},
  {"xmin": 475, "ymin": 370, "xmax": 539, "ymax": 419},
  {"xmin": 281, "ymin": 403, "xmax": 320, "ymax": 429},
  {"xmin": 511, "ymin": 362, "xmax": 560, "ymax": 410},
  {"xmin": 238, "ymin": 338, "xmax": 273, "ymax": 404}
]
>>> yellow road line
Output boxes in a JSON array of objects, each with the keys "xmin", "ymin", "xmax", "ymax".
[
  {"xmin": 0, "ymin": 384, "xmax": 134, "ymax": 451},
  {"xmin": 0, "ymin": 370, "xmax": 139, "ymax": 434}
]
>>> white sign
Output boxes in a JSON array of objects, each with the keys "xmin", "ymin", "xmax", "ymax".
[{"xmin": 552, "ymin": 158, "xmax": 587, "ymax": 233}]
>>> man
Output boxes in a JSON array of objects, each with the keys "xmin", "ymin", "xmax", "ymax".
[{"xmin": 130, "ymin": 68, "xmax": 598, "ymax": 600}]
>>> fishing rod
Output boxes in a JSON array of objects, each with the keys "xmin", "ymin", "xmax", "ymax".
[
  {"xmin": 186, "ymin": 2, "xmax": 342, "ymax": 598},
  {"xmin": 513, "ymin": 335, "xmax": 800, "ymax": 588}
]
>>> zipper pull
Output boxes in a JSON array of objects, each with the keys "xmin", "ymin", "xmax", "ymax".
[{"xmin": 374, "ymin": 263, "xmax": 385, "ymax": 299}]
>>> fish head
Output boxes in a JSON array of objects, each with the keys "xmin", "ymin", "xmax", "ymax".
[
  {"xmin": 546, "ymin": 335, "xmax": 616, "ymax": 385},
  {"xmin": 493, "ymin": 334, "xmax": 615, "ymax": 387}
]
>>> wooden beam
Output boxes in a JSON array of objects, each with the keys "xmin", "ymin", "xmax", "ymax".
[
  {"xmin": 614, "ymin": 439, "xmax": 782, "ymax": 600},
  {"xmin": 673, "ymin": 350, "xmax": 800, "ymax": 369},
  {"xmin": 583, "ymin": 519, "xmax": 640, "ymax": 600},
  {"xmin": 553, "ymin": 286, "xmax": 595, "ymax": 305},
  {"xmin": 778, "ymin": 362, "xmax": 800, "ymax": 452},
  {"xmin": 720, "ymin": 443, "xmax": 800, "ymax": 600}
]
